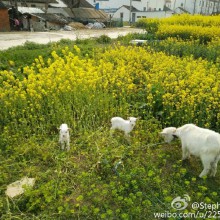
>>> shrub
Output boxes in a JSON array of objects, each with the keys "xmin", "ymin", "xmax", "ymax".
[
  {"xmin": 136, "ymin": 18, "xmax": 160, "ymax": 34},
  {"xmin": 96, "ymin": 35, "xmax": 112, "ymax": 44}
]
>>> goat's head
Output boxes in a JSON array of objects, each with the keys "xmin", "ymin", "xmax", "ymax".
[
  {"xmin": 128, "ymin": 117, "xmax": 139, "ymax": 127},
  {"xmin": 59, "ymin": 124, "xmax": 70, "ymax": 138},
  {"xmin": 160, "ymin": 127, "xmax": 177, "ymax": 143}
]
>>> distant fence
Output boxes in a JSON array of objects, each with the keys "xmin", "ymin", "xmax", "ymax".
[{"xmin": 107, "ymin": 18, "xmax": 123, "ymax": 27}]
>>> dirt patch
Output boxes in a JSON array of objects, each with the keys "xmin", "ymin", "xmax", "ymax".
[{"xmin": 68, "ymin": 22, "xmax": 86, "ymax": 29}]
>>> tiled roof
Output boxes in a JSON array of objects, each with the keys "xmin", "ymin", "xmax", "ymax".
[
  {"xmin": 121, "ymin": 5, "xmax": 140, "ymax": 12},
  {"xmin": 177, "ymin": 7, "xmax": 190, "ymax": 13}
]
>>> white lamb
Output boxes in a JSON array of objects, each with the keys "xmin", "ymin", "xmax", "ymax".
[
  {"xmin": 110, "ymin": 117, "xmax": 138, "ymax": 136},
  {"xmin": 160, "ymin": 127, "xmax": 177, "ymax": 143},
  {"xmin": 174, "ymin": 124, "xmax": 220, "ymax": 178},
  {"xmin": 58, "ymin": 123, "xmax": 70, "ymax": 151}
]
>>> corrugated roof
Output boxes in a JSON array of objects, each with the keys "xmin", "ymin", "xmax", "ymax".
[
  {"xmin": 71, "ymin": 8, "xmax": 108, "ymax": 20},
  {"xmin": 48, "ymin": 7, "xmax": 108, "ymax": 21},
  {"xmin": 47, "ymin": 7, "xmax": 70, "ymax": 17},
  {"xmin": 18, "ymin": 6, "xmax": 44, "ymax": 14},
  {"xmin": 34, "ymin": 13, "xmax": 68, "ymax": 24}
]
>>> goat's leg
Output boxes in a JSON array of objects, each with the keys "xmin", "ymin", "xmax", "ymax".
[
  {"xmin": 210, "ymin": 156, "xmax": 220, "ymax": 177},
  {"xmin": 210, "ymin": 162, "xmax": 217, "ymax": 177},
  {"xmin": 182, "ymin": 146, "xmax": 190, "ymax": 160},
  {"xmin": 66, "ymin": 141, "xmax": 70, "ymax": 151},
  {"xmin": 199, "ymin": 155, "xmax": 213, "ymax": 178},
  {"xmin": 61, "ymin": 142, "xmax": 65, "ymax": 150}
]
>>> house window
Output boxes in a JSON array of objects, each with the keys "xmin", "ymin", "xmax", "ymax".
[
  {"xmin": 31, "ymin": 4, "xmax": 36, "ymax": 7},
  {"xmin": 120, "ymin": 13, "xmax": 123, "ymax": 18},
  {"xmin": 181, "ymin": 3, "xmax": 183, "ymax": 7},
  {"xmin": 143, "ymin": 7, "xmax": 146, "ymax": 11},
  {"xmin": 159, "ymin": 8, "xmax": 161, "ymax": 11},
  {"xmin": 154, "ymin": 8, "xmax": 156, "ymax": 11}
]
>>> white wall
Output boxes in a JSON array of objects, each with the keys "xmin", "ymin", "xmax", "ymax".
[
  {"xmin": 112, "ymin": 7, "xmax": 130, "ymax": 22},
  {"xmin": 86, "ymin": 0, "xmax": 166, "ymax": 11},
  {"xmin": 86, "ymin": 0, "xmax": 219, "ymax": 15},
  {"xmin": 171, "ymin": 0, "xmax": 218, "ymax": 15},
  {"xmin": 193, "ymin": 0, "xmax": 217, "ymax": 14},
  {"xmin": 136, "ymin": 10, "xmax": 173, "ymax": 20},
  {"xmin": 113, "ymin": 6, "xmax": 173, "ymax": 22}
]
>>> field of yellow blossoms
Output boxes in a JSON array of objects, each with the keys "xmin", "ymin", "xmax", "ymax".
[
  {"xmin": 1, "ymin": 44, "xmax": 220, "ymax": 135},
  {"xmin": 0, "ymin": 14, "xmax": 220, "ymax": 219}
]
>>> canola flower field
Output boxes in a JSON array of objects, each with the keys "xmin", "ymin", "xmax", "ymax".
[{"xmin": 0, "ymin": 14, "xmax": 220, "ymax": 219}]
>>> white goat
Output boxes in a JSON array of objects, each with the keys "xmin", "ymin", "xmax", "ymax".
[
  {"xmin": 160, "ymin": 127, "xmax": 177, "ymax": 143},
  {"xmin": 174, "ymin": 124, "xmax": 220, "ymax": 178},
  {"xmin": 58, "ymin": 123, "xmax": 70, "ymax": 151},
  {"xmin": 110, "ymin": 117, "xmax": 138, "ymax": 136}
]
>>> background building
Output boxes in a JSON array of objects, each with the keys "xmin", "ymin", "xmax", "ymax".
[
  {"xmin": 86, "ymin": 0, "xmax": 220, "ymax": 17},
  {"xmin": 0, "ymin": 1, "xmax": 10, "ymax": 31},
  {"xmin": 171, "ymin": 0, "xmax": 220, "ymax": 14}
]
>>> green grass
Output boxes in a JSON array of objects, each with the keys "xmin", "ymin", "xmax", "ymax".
[
  {"xmin": 1, "ymin": 120, "xmax": 219, "ymax": 219},
  {"xmin": 1, "ymin": 34, "xmax": 220, "ymax": 219},
  {"xmin": 0, "ymin": 37, "xmax": 109, "ymax": 72}
]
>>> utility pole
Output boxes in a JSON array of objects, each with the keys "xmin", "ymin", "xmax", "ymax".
[
  {"xmin": 173, "ymin": 0, "xmax": 176, "ymax": 12},
  {"xmin": 193, "ymin": 0, "xmax": 197, "ymax": 14},
  {"xmin": 129, "ymin": 0, "xmax": 132, "ymax": 25},
  {"xmin": 200, "ymin": 0, "xmax": 203, "ymax": 14},
  {"xmin": 45, "ymin": 0, "xmax": 49, "ymax": 14}
]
